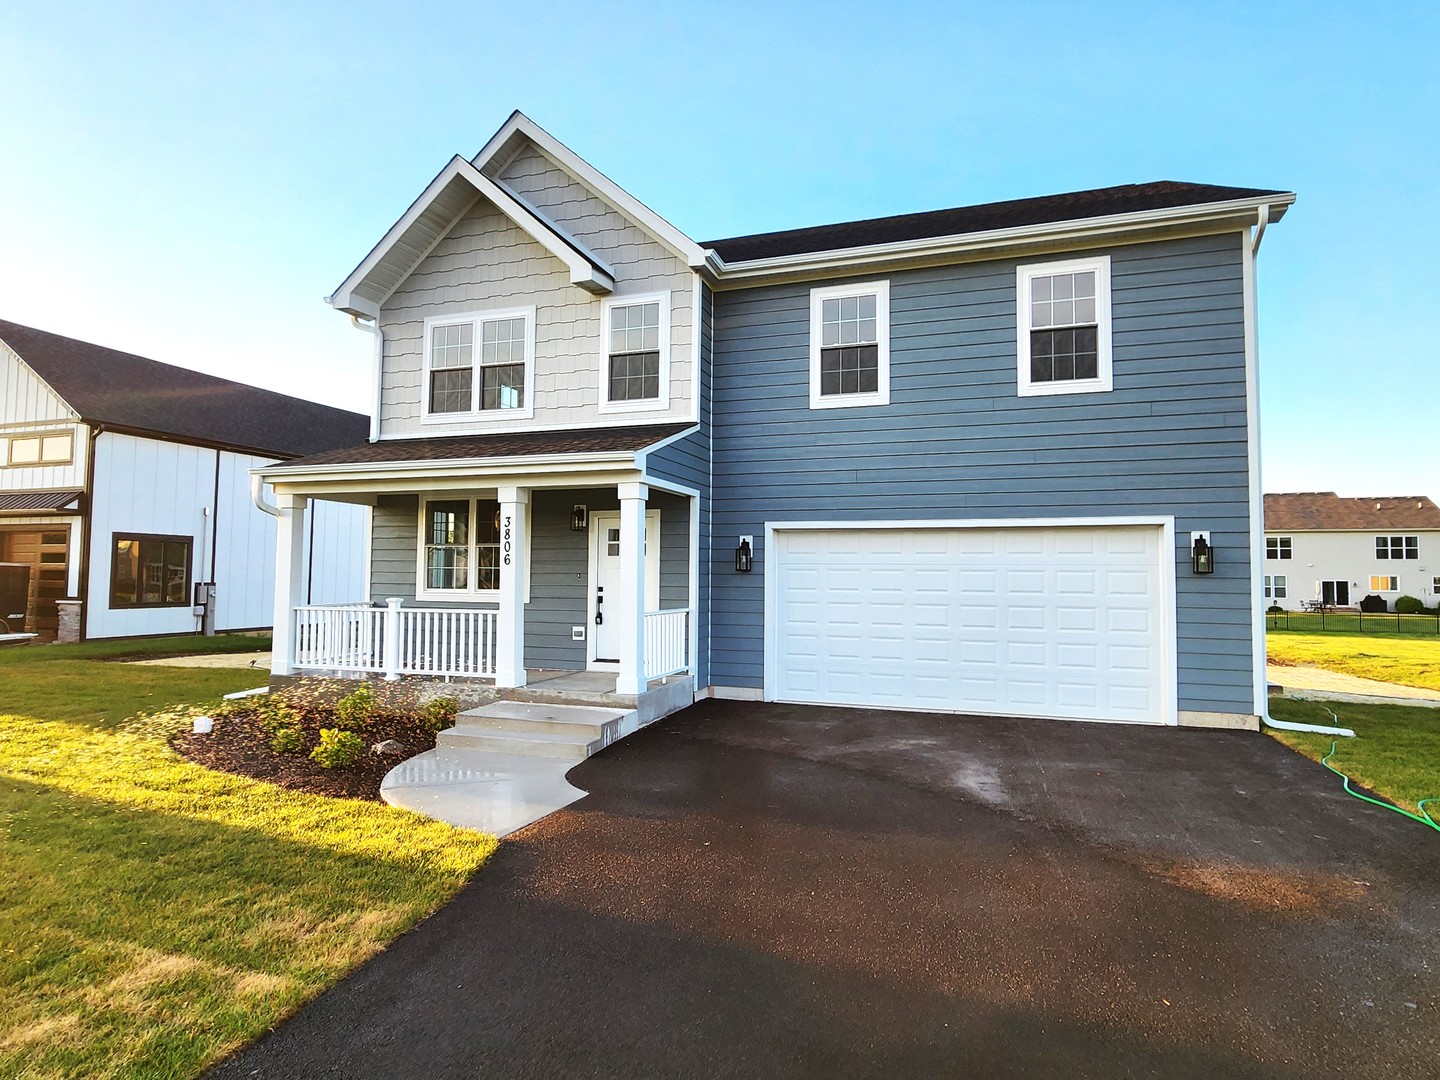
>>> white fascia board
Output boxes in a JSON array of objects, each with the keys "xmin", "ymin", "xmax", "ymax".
[
  {"xmin": 635, "ymin": 424, "xmax": 701, "ymax": 475},
  {"xmin": 474, "ymin": 112, "xmax": 709, "ymax": 270},
  {"xmin": 327, "ymin": 156, "xmax": 614, "ymax": 317},
  {"xmin": 707, "ymin": 194, "xmax": 1297, "ymax": 286},
  {"xmin": 253, "ymin": 450, "xmax": 639, "ymax": 484}
]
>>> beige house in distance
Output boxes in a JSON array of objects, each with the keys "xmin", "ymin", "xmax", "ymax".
[{"xmin": 1263, "ymin": 492, "xmax": 1440, "ymax": 611}]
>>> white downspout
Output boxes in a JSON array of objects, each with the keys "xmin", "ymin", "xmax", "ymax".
[
  {"xmin": 1246, "ymin": 201, "xmax": 1347, "ymax": 738},
  {"xmin": 251, "ymin": 473, "xmax": 279, "ymax": 518},
  {"xmin": 351, "ymin": 315, "xmax": 384, "ymax": 443}
]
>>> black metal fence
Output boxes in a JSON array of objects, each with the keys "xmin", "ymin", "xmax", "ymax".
[{"xmin": 1266, "ymin": 610, "xmax": 1440, "ymax": 635}]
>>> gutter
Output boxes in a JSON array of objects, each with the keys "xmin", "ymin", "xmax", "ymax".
[
  {"xmin": 251, "ymin": 473, "xmax": 279, "ymax": 518},
  {"xmin": 350, "ymin": 315, "xmax": 384, "ymax": 443},
  {"xmin": 76, "ymin": 423, "xmax": 101, "ymax": 641}
]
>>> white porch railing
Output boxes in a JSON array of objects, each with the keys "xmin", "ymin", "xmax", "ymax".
[
  {"xmin": 643, "ymin": 608, "xmax": 690, "ymax": 680},
  {"xmin": 293, "ymin": 601, "xmax": 497, "ymax": 681}
]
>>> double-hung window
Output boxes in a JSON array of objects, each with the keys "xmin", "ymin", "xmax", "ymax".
[
  {"xmin": 1264, "ymin": 574, "xmax": 1287, "ymax": 599},
  {"xmin": 809, "ymin": 280, "xmax": 890, "ymax": 409},
  {"xmin": 1016, "ymin": 256, "xmax": 1112, "ymax": 396},
  {"xmin": 423, "ymin": 309, "xmax": 535, "ymax": 420},
  {"xmin": 600, "ymin": 294, "xmax": 669, "ymax": 411},
  {"xmin": 1266, "ymin": 536, "xmax": 1292, "ymax": 560},
  {"xmin": 420, "ymin": 498, "xmax": 501, "ymax": 597},
  {"xmin": 1375, "ymin": 535, "xmax": 1418, "ymax": 560}
]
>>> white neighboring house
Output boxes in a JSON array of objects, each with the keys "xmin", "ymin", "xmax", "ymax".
[
  {"xmin": 0, "ymin": 318, "xmax": 371, "ymax": 641},
  {"xmin": 1263, "ymin": 492, "xmax": 1440, "ymax": 611}
]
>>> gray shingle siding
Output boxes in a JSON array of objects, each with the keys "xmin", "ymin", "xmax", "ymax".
[{"xmin": 708, "ymin": 231, "xmax": 1254, "ymax": 715}]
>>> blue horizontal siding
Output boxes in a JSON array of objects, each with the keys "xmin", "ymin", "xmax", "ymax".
[{"xmin": 708, "ymin": 231, "xmax": 1256, "ymax": 713}]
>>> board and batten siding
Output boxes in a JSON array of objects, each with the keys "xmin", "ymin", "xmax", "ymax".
[
  {"xmin": 0, "ymin": 339, "xmax": 73, "ymax": 427},
  {"xmin": 709, "ymin": 231, "xmax": 1256, "ymax": 716},
  {"xmin": 0, "ymin": 337, "xmax": 86, "ymax": 493},
  {"xmin": 376, "ymin": 146, "xmax": 695, "ymax": 438},
  {"xmin": 370, "ymin": 488, "xmax": 691, "ymax": 671},
  {"xmin": 86, "ymin": 432, "xmax": 367, "ymax": 639}
]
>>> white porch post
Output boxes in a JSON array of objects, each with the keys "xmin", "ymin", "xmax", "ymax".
[
  {"xmin": 270, "ymin": 491, "xmax": 307, "ymax": 677},
  {"xmin": 495, "ymin": 486, "xmax": 530, "ymax": 688},
  {"xmin": 616, "ymin": 481, "xmax": 648, "ymax": 695}
]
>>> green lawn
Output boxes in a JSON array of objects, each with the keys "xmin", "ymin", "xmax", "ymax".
[
  {"xmin": 0, "ymin": 639, "xmax": 495, "ymax": 1079},
  {"xmin": 1267, "ymin": 697, "xmax": 1440, "ymax": 817},
  {"xmin": 1266, "ymin": 631, "xmax": 1440, "ymax": 692},
  {"xmin": 0, "ymin": 635, "xmax": 272, "ymax": 727}
]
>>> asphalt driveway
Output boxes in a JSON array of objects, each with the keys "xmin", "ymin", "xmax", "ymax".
[{"xmin": 211, "ymin": 701, "xmax": 1439, "ymax": 1079}]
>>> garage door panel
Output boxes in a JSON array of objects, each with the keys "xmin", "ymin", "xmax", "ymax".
[{"xmin": 773, "ymin": 525, "xmax": 1166, "ymax": 724}]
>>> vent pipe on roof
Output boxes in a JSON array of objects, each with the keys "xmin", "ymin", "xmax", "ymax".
[{"xmin": 350, "ymin": 315, "xmax": 384, "ymax": 443}]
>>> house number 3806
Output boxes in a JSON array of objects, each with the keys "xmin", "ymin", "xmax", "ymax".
[{"xmin": 502, "ymin": 515, "xmax": 512, "ymax": 565}]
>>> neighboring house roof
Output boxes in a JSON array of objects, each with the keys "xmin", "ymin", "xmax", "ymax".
[
  {"xmin": 275, "ymin": 423, "xmax": 694, "ymax": 470},
  {"xmin": 0, "ymin": 489, "xmax": 83, "ymax": 513},
  {"xmin": 0, "ymin": 319, "xmax": 369, "ymax": 459},
  {"xmin": 1264, "ymin": 492, "xmax": 1440, "ymax": 532},
  {"xmin": 703, "ymin": 181, "xmax": 1291, "ymax": 263}
]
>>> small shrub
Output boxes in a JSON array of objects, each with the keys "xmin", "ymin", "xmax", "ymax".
[
  {"xmin": 310, "ymin": 728, "xmax": 365, "ymax": 768},
  {"xmin": 256, "ymin": 703, "xmax": 302, "ymax": 734},
  {"xmin": 1394, "ymin": 595, "xmax": 1425, "ymax": 615},
  {"xmin": 269, "ymin": 726, "xmax": 304, "ymax": 754},
  {"xmin": 333, "ymin": 684, "xmax": 377, "ymax": 730},
  {"xmin": 421, "ymin": 695, "xmax": 459, "ymax": 732}
]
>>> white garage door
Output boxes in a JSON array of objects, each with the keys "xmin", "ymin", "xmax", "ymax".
[{"xmin": 770, "ymin": 525, "xmax": 1168, "ymax": 724}]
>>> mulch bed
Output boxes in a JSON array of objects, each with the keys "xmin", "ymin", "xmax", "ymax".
[{"xmin": 172, "ymin": 701, "xmax": 443, "ymax": 802}]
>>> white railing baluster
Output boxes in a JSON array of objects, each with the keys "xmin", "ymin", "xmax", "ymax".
[
  {"xmin": 642, "ymin": 608, "xmax": 690, "ymax": 681},
  {"xmin": 292, "ymin": 601, "xmax": 502, "ymax": 681}
]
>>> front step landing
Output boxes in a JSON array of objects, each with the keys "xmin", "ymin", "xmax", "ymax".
[{"xmin": 437, "ymin": 700, "xmax": 639, "ymax": 763}]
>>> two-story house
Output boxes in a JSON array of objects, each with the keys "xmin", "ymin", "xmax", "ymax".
[
  {"xmin": 0, "ymin": 319, "xmax": 370, "ymax": 641},
  {"xmin": 258, "ymin": 111, "xmax": 1292, "ymax": 735},
  {"xmin": 1263, "ymin": 492, "xmax": 1440, "ymax": 610}
]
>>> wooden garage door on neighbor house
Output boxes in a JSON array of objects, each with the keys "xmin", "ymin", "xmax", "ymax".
[
  {"xmin": 768, "ymin": 523, "xmax": 1173, "ymax": 724},
  {"xmin": 0, "ymin": 526, "xmax": 69, "ymax": 639}
]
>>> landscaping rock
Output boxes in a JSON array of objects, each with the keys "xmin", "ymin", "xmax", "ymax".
[{"xmin": 372, "ymin": 739, "xmax": 407, "ymax": 756}]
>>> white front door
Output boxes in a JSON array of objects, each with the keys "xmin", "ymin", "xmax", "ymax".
[{"xmin": 589, "ymin": 510, "xmax": 661, "ymax": 665}]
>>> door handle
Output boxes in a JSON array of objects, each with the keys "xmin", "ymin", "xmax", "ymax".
[{"xmin": 595, "ymin": 591, "xmax": 603, "ymax": 625}]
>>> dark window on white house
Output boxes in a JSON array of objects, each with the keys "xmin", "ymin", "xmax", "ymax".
[
  {"xmin": 1267, "ymin": 536, "xmax": 1292, "ymax": 560},
  {"xmin": 1375, "ymin": 535, "xmax": 1418, "ymax": 559},
  {"xmin": 111, "ymin": 534, "xmax": 191, "ymax": 608}
]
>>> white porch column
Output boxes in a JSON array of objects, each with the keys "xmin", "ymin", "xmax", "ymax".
[
  {"xmin": 616, "ymin": 481, "xmax": 649, "ymax": 696},
  {"xmin": 495, "ymin": 486, "xmax": 530, "ymax": 688},
  {"xmin": 270, "ymin": 491, "xmax": 307, "ymax": 676}
]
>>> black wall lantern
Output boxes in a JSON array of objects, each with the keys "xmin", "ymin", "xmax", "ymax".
[
  {"xmin": 570, "ymin": 505, "xmax": 588, "ymax": 532},
  {"xmin": 735, "ymin": 536, "xmax": 754, "ymax": 573},
  {"xmin": 1191, "ymin": 532, "xmax": 1214, "ymax": 575}
]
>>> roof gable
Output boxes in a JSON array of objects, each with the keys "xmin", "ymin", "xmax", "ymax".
[
  {"xmin": 1265, "ymin": 492, "xmax": 1440, "ymax": 531},
  {"xmin": 327, "ymin": 155, "xmax": 615, "ymax": 318},
  {"xmin": 0, "ymin": 319, "xmax": 369, "ymax": 458}
]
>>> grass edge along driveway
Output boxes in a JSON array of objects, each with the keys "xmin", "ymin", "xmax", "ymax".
[{"xmin": 0, "ymin": 642, "xmax": 494, "ymax": 1080}]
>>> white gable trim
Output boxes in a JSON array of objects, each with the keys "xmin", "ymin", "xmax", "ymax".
[
  {"xmin": 0, "ymin": 336, "xmax": 83, "ymax": 424},
  {"xmin": 474, "ymin": 112, "xmax": 709, "ymax": 270},
  {"xmin": 327, "ymin": 155, "xmax": 615, "ymax": 317}
]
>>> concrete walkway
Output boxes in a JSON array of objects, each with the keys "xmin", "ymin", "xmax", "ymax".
[
  {"xmin": 128, "ymin": 651, "xmax": 270, "ymax": 669},
  {"xmin": 1268, "ymin": 663, "xmax": 1440, "ymax": 707}
]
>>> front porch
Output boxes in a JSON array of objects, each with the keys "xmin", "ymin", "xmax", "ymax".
[{"xmin": 268, "ymin": 471, "xmax": 699, "ymax": 721}]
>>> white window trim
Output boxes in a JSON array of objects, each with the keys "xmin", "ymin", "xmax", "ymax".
[
  {"xmin": 1266, "ymin": 535, "xmax": 1292, "ymax": 560},
  {"xmin": 1374, "ymin": 534, "xmax": 1419, "ymax": 560},
  {"xmin": 808, "ymin": 279, "xmax": 891, "ymax": 410},
  {"xmin": 1369, "ymin": 575, "xmax": 1399, "ymax": 593},
  {"xmin": 597, "ymin": 291, "xmax": 672, "ymax": 415},
  {"xmin": 420, "ymin": 307, "xmax": 537, "ymax": 424},
  {"xmin": 1016, "ymin": 255, "xmax": 1113, "ymax": 398},
  {"xmin": 414, "ymin": 496, "xmax": 502, "ymax": 603}
]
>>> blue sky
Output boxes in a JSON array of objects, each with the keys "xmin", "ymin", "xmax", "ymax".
[{"xmin": 2, "ymin": 1, "xmax": 1435, "ymax": 496}]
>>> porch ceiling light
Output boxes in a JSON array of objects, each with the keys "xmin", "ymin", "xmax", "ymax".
[
  {"xmin": 1191, "ymin": 532, "xmax": 1214, "ymax": 575},
  {"xmin": 735, "ymin": 537, "xmax": 753, "ymax": 573},
  {"xmin": 571, "ymin": 504, "xmax": 588, "ymax": 532}
]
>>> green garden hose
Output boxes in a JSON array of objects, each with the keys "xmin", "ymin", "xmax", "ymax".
[{"xmin": 1320, "ymin": 740, "xmax": 1439, "ymax": 833}]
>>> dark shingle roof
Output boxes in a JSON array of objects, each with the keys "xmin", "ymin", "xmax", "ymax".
[
  {"xmin": 704, "ymin": 181, "xmax": 1289, "ymax": 263},
  {"xmin": 1265, "ymin": 493, "xmax": 1440, "ymax": 532},
  {"xmin": 278, "ymin": 423, "xmax": 694, "ymax": 469},
  {"xmin": 0, "ymin": 319, "xmax": 369, "ymax": 459}
]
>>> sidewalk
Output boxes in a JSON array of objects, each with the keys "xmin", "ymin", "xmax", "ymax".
[{"xmin": 1267, "ymin": 663, "xmax": 1440, "ymax": 708}]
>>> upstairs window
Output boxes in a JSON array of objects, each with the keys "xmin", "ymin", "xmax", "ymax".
[
  {"xmin": 1016, "ymin": 256, "xmax": 1112, "ymax": 397},
  {"xmin": 1267, "ymin": 536, "xmax": 1292, "ymax": 560},
  {"xmin": 809, "ymin": 280, "xmax": 890, "ymax": 409},
  {"xmin": 1375, "ymin": 535, "xmax": 1418, "ymax": 560},
  {"xmin": 600, "ymin": 295, "xmax": 669, "ymax": 411},
  {"xmin": 423, "ymin": 309, "xmax": 534, "ymax": 420},
  {"xmin": 7, "ymin": 431, "xmax": 73, "ymax": 466}
]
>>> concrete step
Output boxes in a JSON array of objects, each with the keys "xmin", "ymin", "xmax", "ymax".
[
  {"xmin": 437, "ymin": 725, "xmax": 601, "ymax": 762},
  {"xmin": 456, "ymin": 699, "xmax": 630, "ymax": 740}
]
